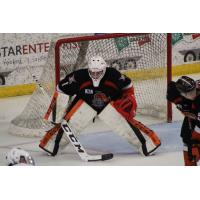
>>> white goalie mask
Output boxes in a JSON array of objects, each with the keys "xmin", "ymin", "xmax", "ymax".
[
  {"xmin": 6, "ymin": 148, "xmax": 35, "ymax": 166},
  {"xmin": 88, "ymin": 56, "xmax": 107, "ymax": 87}
]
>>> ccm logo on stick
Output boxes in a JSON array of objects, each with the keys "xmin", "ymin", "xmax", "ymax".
[{"xmin": 62, "ymin": 123, "xmax": 85, "ymax": 153}]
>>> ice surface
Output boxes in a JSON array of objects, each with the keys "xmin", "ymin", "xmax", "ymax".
[
  {"xmin": 1, "ymin": 73, "xmax": 199, "ymax": 166},
  {"xmin": 0, "ymin": 95, "xmax": 184, "ymax": 166}
]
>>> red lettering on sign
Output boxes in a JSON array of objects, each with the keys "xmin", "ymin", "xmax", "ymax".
[
  {"xmin": 192, "ymin": 34, "xmax": 200, "ymax": 40},
  {"xmin": 23, "ymin": 45, "xmax": 28, "ymax": 54},
  {"xmin": 29, "ymin": 44, "xmax": 37, "ymax": 53},
  {"xmin": 37, "ymin": 43, "xmax": 43, "ymax": 52},
  {"xmin": 138, "ymin": 36, "xmax": 151, "ymax": 46},
  {"xmin": 44, "ymin": 42, "xmax": 50, "ymax": 52}
]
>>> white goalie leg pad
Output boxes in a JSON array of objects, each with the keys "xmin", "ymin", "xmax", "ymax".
[
  {"xmin": 39, "ymin": 124, "xmax": 70, "ymax": 155},
  {"xmin": 53, "ymin": 101, "xmax": 97, "ymax": 154},
  {"xmin": 98, "ymin": 103, "xmax": 142, "ymax": 151},
  {"xmin": 52, "ymin": 128, "xmax": 73, "ymax": 155},
  {"xmin": 66, "ymin": 100, "xmax": 97, "ymax": 134},
  {"xmin": 41, "ymin": 135, "xmax": 69, "ymax": 155},
  {"xmin": 55, "ymin": 92, "xmax": 70, "ymax": 123},
  {"xmin": 127, "ymin": 119, "xmax": 161, "ymax": 155},
  {"xmin": 44, "ymin": 91, "xmax": 69, "ymax": 123},
  {"xmin": 41, "ymin": 101, "xmax": 97, "ymax": 156}
]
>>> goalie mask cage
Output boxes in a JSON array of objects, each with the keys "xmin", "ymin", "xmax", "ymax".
[{"xmin": 9, "ymin": 33, "xmax": 172, "ymax": 137}]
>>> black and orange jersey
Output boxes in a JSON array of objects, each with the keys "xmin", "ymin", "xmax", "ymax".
[
  {"xmin": 58, "ymin": 67, "xmax": 133, "ymax": 112},
  {"xmin": 167, "ymin": 80, "xmax": 200, "ymax": 125},
  {"xmin": 167, "ymin": 81, "xmax": 192, "ymax": 106}
]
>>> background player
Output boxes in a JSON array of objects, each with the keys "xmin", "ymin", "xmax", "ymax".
[
  {"xmin": 167, "ymin": 76, "xmax": 200, "ymax": 166},
  {"xmin": 6, "ymin": 147, "xmax": 35, "ymax": 166},
  {"xmin": 40, "ymin": 55, "xmax": 161, "ymax": 158}
]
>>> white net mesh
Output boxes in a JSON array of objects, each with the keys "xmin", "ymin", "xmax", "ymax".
[{"xmin": 9, "ymin": 33, "xmax": 168, "ymax": 137}]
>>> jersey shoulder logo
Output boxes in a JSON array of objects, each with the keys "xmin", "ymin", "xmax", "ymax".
[
  {"xmin": 62, "ymin": 75, "xmax": 76, "ymax": 86},
  {"xmin": 68, "ymin": 75, "xmax": 76, "ymax": 84}
]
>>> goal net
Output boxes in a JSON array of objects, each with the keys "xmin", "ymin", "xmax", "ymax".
[{"xmin": 9, "ymin": 33, "xmax": 171, "ymax": 137}]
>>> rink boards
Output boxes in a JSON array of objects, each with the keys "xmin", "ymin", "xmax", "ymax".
[{"xmin": 1, "ymin": 62, "xmax": 200, "ymax": 98}]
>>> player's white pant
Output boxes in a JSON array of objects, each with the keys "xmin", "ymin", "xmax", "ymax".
[{"xmin": 98, "ymin": 103, "xmax": 160, "ymax": 156}]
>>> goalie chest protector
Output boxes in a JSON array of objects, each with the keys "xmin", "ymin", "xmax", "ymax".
[{"xmin": 58, "ymin": 68, "xmax": 132, "ymax": 112}]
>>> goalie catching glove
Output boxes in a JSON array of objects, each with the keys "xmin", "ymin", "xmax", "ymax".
[{"xmin": 113, "ymin": 87, "xmax": 137, "ymax": 121}]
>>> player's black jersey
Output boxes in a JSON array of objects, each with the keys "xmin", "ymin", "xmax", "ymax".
[
  {"xmin": 167, "ymin": 81, "xmax": 192, "ymax": 106},
  {"xmin": 167, "ymin": 81, "xmax": 200, "ymax": 126},
  {"xmin": 58, "ymin": 67, "xmax": 132, "ymax": 112}
]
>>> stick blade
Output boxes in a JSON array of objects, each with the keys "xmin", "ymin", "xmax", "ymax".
[
  {"xmin": 101, "ymin": 153, "xmax": 113, "ymax": 161},
  {"xmin": 87, "ymin": 153, "xmax": 113, "ymax": 162}
]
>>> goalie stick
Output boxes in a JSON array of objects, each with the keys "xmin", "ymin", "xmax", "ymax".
[
  {"xmin": 61, "ymin": 121, "xmax": 113, "ymax": 161},
  {"xmin": 28, "ymin": 68, "xmax": 113, "ymax": 162}
]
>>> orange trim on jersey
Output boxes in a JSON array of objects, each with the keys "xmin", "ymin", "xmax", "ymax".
[
  {"xmin": 80, "ymin": 81, "xmax": 92, "ymax": 90},
  {"xmin": 104, "ymin": 81, "xmax": 118, "ymax": 90},
  {"xmin": 44, "ymin": 91, "xmax": 58, "ymax": 121},
  {"xmin": 64, "ymin": 99, "xmax": 84, "ymax": 121}
]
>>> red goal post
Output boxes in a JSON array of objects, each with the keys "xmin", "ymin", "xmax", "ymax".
[{"xmin": 167, "ymin": 33, "xmax": 172, "ymax": 122}]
